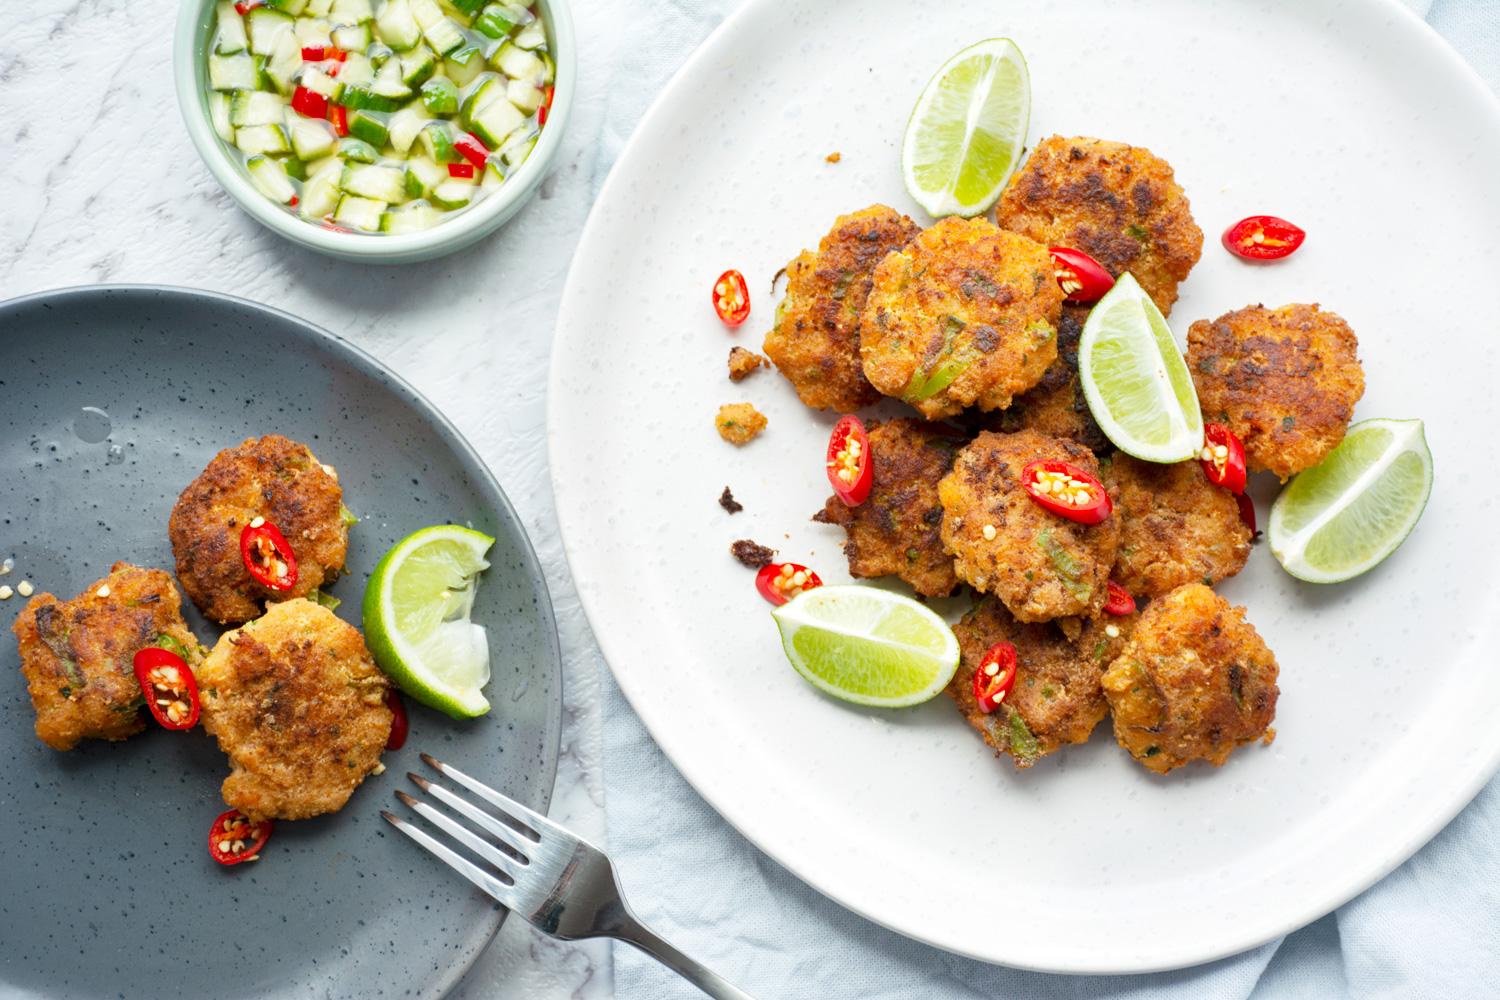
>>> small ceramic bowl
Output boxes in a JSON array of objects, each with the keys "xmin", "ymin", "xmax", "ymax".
[{"xmin": 173, "ymin": 0, "xmax": 575, "ymax": 264}]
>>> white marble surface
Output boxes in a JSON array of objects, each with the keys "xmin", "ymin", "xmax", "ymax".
[{"xmin": 0, "ymin": 0, "xmax": 667, "ymax": 995}]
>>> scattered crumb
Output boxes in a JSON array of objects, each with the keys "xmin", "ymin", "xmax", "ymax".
[
  {"xmin": 0, "ymin": 585, "xmax": 11, "ymax": 600},
  {"xmin": 727, "ymin": 346, "xmax": 769, "ymax": 382},
  {"xmin": 719, "ymin": 487, "xmax": 743, "ymax": 514},
  {"xmin": 715, "ymin": 403, "xmax": 767, "ymax": 444},
  {"xmin": 730, "ymin": 540, "xmax": 776, "ymax": 569},
  {"xmin": 1263, "ymin": 728, "xmax": 1277, "ymax": 746},
  {"xmin": 825, "ymin": 152, "xmax": 841, "ymax": 163},
  {"xmin": 17, "ymin": 580, "xmax": 33, "ymax": 597}
]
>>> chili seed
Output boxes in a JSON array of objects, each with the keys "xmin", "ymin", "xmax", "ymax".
[
  {"xmin": 1105, "ymin": 625, "xmax": 1120, "ymax": 637},
  {"xmin": 982, "ymin": 525, "xmax": 997, "ymax": 540},
  {"xmin": 17, "ymin": 581, "xmax": 33, "ymax": 597},
  {"xmin": 249, "ymin": 516, "xmax": 265, "ymax": 528},
  {"xmin": 96, "ymin": 585, "xmax": 111, "ymax": 598}
]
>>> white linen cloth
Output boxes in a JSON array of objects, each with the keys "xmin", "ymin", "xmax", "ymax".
[{"xmin": 598, "ymin": 1, "xmax": 1500, "ymax": 996}]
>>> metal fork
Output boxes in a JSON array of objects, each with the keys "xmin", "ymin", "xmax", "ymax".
[{"xmin": 383, "ymin": 753, "xmax": 757, "ymax": 1000}]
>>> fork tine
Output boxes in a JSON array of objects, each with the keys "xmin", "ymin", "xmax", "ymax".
[
  {"xmin": 381, "ymin": 809, "xmax": 518, "ymax": 909},
  {"xmin": 420, "ymin": 753, "xmax": 551, "ymax": 840},
  {"xmin": 408, "ymin": 774, "xmax": 534, "ymax": 862},
  {"xmin": 395, "ymin": 789, "xmax": 526, "ymax": 878}
]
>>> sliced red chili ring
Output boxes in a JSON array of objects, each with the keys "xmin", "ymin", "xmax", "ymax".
[
  {"xmin": 386, "ymin": 690, "xmax": 408, "ymax": 751},
  {"xmin": 713, "ymin": 269, "xmax": 751, "ymax": 326},
  {"xmin": 825, "ymin": 415, "xmax": 873, "ymax": 506},
  {"xmin": 240, "ymin": 518, "xmax": 299, "ymax": 591},
  {"xmin": 209, "ymin": 809, "xmax": 273, "ymax": 866},
  {"xmin": 1237, "ymin": 492, "xmax": 1257, "ymax": 535},
  {"xmin": 1103, "ymin": 581, "xmax": 1136, "ymax": 616},
  {"xmin": 973, "ymin": 641, "xmax": 1018, "ymax": 714},
  {"xmin": 1200, "ymin": 423, "xmax": 1247, "ymax": 494},
  {"xmin": 132, "ymin": 646, "xmax": 201, "ymax": 730},
  {"xmin": 1048, "ymin": 247, "xmax": 1115, "ymax": 304},
  {"xmin": 1222, "ymin": 215, "xmax": 1306, "ymax": 261},
  {"xmin": 447, "ymin": 163, "xmax": 475, "ymax": 178},
  {"xmin": 1021, "ymin": 461, "xmax": 1112, "ymax": 524},
  {"xmin": 755, "ymin": 561, "xmax": 823, "ymax": 606}
]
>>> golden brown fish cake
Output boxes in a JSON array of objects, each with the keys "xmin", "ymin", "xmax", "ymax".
[
  {"xmin": 1103, "ymin": 452, "xmax": 1251, "ymax": 599},
  {"xmin": 995, "ymin": 136, "xmax": 1203, "ymax": 316},
  {"xmin": 1186, "ymin": 304, "xmax": 1365, "ymax": 480},
  {"xmin": 860, "ymin": 216, "xmax": 1062, "ymax": 420},
  {"xmin": 715, "ymin": 403, "xmax": 767, "ymax": 444},
  {"xmin": 938, "ymin": 429, "xmax": 1119, "ymax": 621},
  {"xmin": 811, "ymin": 418, "xmax": 967, "ymax": 597},
  {"xmin": 12, "ymin": 563, "xmax": 204, "ymax": 751},
  {"xmin": 197, "ymin": 600, "xmax": 392, "ymax": 822},
  {"xmin": 1101, "ymin": 583, "xmax": 1278, "ymax": 774},
  {"xmin": 947, "ymin": 594, "xmax": 1138, "ymax": 768},
  {"xmin": 988, "ymin": 304, "xmax": 1111, "ymax": 452},
  {"xmin": 763, "ymin": 204, "xmax": 923, "ymax": 412},
  {"xmin": 169, "ymin": 434, "xmax": 349, "ymax": 624}
]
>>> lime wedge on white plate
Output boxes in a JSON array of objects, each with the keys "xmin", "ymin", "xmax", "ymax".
[
  {"xmin": 362, "ymin": 524, "xmax": 495, "ymax": 718},
  {"xmin": 901, "ymin": 38, "xmax": 1030, "ymax": 218},
  {"xmin": 1078, "ymin": 272, "xmax": 1204, "ymax": 463},
  {"xmin": 771, "ymin": 585, "xmax": 960, "ymax": 707},
  {"xmin": 1268, "ymin": 418, "xmax": 1433, "ymax": 583}
]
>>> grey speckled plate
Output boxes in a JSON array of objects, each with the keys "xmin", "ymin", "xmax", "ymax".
[{"xmin": 0, "ymin": 286, "xmax": 562, "ymax": 1000}]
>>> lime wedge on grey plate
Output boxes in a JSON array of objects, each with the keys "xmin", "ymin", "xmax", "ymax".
[
  {"xmin": 363, "ymin": 524, "xmax": 495, "ymax": 718},
  {"xmin": 1268, "ymin": 418, "xmax": 1433, "ymax": 583},
  {"xmin": 772, "ymin": 585, "xmax": 960, "ymax": 707},
  {"xmin": 901, "ymin": 38, "xmax": 1030, "ymax": 218}
]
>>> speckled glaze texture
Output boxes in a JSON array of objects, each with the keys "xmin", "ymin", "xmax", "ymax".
[
  {"xmin": 550, "ymin": 0, "xmax": 1500, "ymax": 973},
  {"xmin": 0, "ymin": 286, "xmax": 562, "ymax": 1000}
]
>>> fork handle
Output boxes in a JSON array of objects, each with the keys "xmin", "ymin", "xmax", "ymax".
[{"xmin": 612, "ymin": 915, "xmax": 758, "ymax": 1000}]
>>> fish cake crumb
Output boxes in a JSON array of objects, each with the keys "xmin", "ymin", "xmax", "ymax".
[
  {"xmin": 716, "ymin": 403, "xmax": 767, "ymax": 444},
  {"xmin": 727, "ymin": 346, "xmax": 769, "ymax": 382}
]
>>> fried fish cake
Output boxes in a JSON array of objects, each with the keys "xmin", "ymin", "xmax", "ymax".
[
  {"xmin": 1104, "ymin": 452, "xmax": 1251, "ymax": 599},
  {"xmin": 811, "ymin": 418, "xmax": 967, "ymax": 597},
  {"xmin": 12, "ymin": 563, "xmax": 204, "ymax": 751},
  {"xmin": 169, "ymin": 434, "xmax": 349, "ymax": 623},
  {"xmin": 938, "ymin": 430, "xmax": 1119, "ymax": 621},
  {"xmin": 1186, "ymin": 304, "xmax": 1365, "ymax": 480},
  {"xmin": 995, "ymin": 136, "xmax": 1203, "ymax": 316},
  {"xmin": 947, "ymin": 594, "xmax": 1137, "ymax": 768},
  {"xmin": 763, "ymin": 204, "xmax": 923, "ymax": 412},
  {"xmin": 860, "ymin": 216, "xmax": 1063, "ymax": 420},
  {"xmin": 1101, "ymin": 583, "xmax": 1278, "ymax": 774},
  {"xmin": 197, "ymin": 600, "xmax": 391, "ymax": 822},
  {"xmin": 989, "ymin": 304, "xmax": 1111, "ymax": 452}
]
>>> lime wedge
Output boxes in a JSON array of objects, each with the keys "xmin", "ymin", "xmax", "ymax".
[
  {"xmin": 901, "ymin": 38, "xmax": 1030, "ymax": 218},
  {"xmin": 771, "ymin": 585, "xmax": 960, "ymax": 707},
  {"xmin": 362, "ymin": 524, "xmax": 495, "ymax": 719},
  {"xmin": 1268, "ymin": 418, "xmax": 1433, "ymax": 583},
  {"xmin": 1078, "ymin": 272, "xmax": 1204, "ymax": 463}
]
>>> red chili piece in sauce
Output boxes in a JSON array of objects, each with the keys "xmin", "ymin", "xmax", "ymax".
[
  {"xmin": 1222, "ymin": 216, "xmax": 1306, "ymax": 261},
  {"xmin": 448, "ymin": 163, "xmax": 475, "ymax": 178},
  {"xmin": 209, "ymin": 809, "xmax": 273, "ymax": 865},
  {"xmin": 537, "ymin": 86, "xmax": 555, "ymax": 126},
  {"xmin": 240, "ymin": 519, "xmax": 299, "ymax": 591},
  {"xmin": 825, "ymin": 415, "xmax": 873, "ymax": 506},
  {"xmin": 1021, "ymin": 461, "xmax": 1112, "ymax": 524},
  {"xmin": 1237, "ymin": 492, "xmax": 1257, "ymax": 535},
  {"xmin": 454, "ymin": 132, "xmax": 489, "ymax": 169},
  {"xmin": 1103, "ymin": 581, "xmax": 1136, "ymax": 616},
  {"xmin": 1200, "ymin": 423, "xmax": 1247, "ymax": 494},
  {"xmin": 712, "ymin": 269, "xmax": 751, "ymax": 326},
  {"xmin": 132, "ymin": 647, "xmax": 201, "ymax": 730},
  {"xmin": 328, "ymin": 105, "xmax": 349, "ymax": 137},
  {"xmin": 1048, "ymin": 247, "xmax": 1115, "ymax": 304},
  {"xmin": 386, "ymin": 690, "xmax": 409, "ymax": 751},
  {"xmin": 291, "ymin": 86, "xmax": 328, "ymax": 120},
  {"xmin": 755, "ymin": 562, "xmax": 822, "ymax": 606},
  {"xmin": 973, "ymin": 641, "xmax": 1018, "ymax": 714}
]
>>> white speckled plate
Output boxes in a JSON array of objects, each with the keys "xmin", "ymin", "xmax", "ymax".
[
  {"xmin": 549, "ymin": 0, "xmax": 1500, "ymax": 972},
  {"xmin": 0, "ymin": 286, "xmax": 562, "ymax": 1000}
]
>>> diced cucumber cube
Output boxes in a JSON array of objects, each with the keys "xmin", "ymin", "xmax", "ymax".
[
  {"xmin": 246, "ymin": 7, "xmax": 294, "ymax": 55},
  {"xmin": 289, "ymin": 115, "xmax": 338, "ymax": 159},
  {"xmin": 340, "ymin": 51, "xmax": 375, "ymax": 86},
  {"xmin": 330, "ymin": 0, "xmax": 374, "ymax": 23},
  {"xmin": 537, "ymin": 48, "xmax": 554, "ymax": 85},
  {"xmin": 230, "ymin": 89, "xmax": 284, "ymax": 127},
  {"xmin": 386, "ymin": 106, "xmax": 429, "ymax": 155},
  {"xmin": 375, "ymin": 0, "xmax": 422, "ymax": 51},
  {"xmin": 329, "ymin": 21, "xmax": 371, "ymax": 50},
  {"xmin": 446, "ymin": 0, "xmax": 486, "ymax": 17},
  {"xmin": 482, "ymin": 159, "xmax": 504, "ymax": 186},
  {"xmin": 512, "ymin": 19, "xmax": 544, "ymax": 50},
  {"xmin": 340, "ymin": 163, "xmax": 407, "ymax": 202},
  {"xmin": 347, "ymin": 109, "xmax": 390, "ymax": 147},
  {"xmin": 235, "ymin": 123, "xmax": 292, "ymax": 155},
  {"xmin": 283, "ymin": 157, "xmax": 308, "ymax": 180},
  {"xmin": 334, "ymin": 194, "xmax": 386, "ymax": 231},
  {"xmin": 430, "ymin": 181, "xmax": 474, "ymax": 210},
  {"xmin": 412, "ymin": 0, "xmax": 463, "ymax": 54},
  {"xmin": 300, "ymin": 160, "xmax": 342, "ymax": 217},
  {"xmin": 215, "ymin": 2, "xmax": 247, "ymax": 54},
  {"xmin": 335, "ymin": 84, "xmax": 404, "ymax": 112},
  {"xmin": 264, "ymin": 32, "xmax": 302, "ymax": 94},
  {"xmin": 294, "ymin": 16, "xmax": 333, "ymax": 51},
  {"xmin": 380, "ymin": 202, "xmax": 445, "ymax": 233},
  {"xmin": 399, "ymin": 46, "xmax": 438, "ymax": 87},
  {"xmin": 444, "ymin": 46, "xmax": 485, "ymax": 87},
  {"xmin": 208, "ymin": 91, "xmax": 235, "ymax": 142},
  {"xmin": 459, "ymin": 74, "xmax": 502, "ymax": 122},
  {"xmin": 307, "ymin": 0, "xmax": 334, "ymax": 12},
  {"xmin": 420, "ymin": 77, "xmax": 458, "ymax": 115},
  {"xmin": 497, "ymin": 126, "xmax": 535, "ymax": 167},
  {"xmin": 369, "ymin": 42, "xmax": 395, "ymax": 69},
  {"xmin": 418, "ymin": 120, "xmax": 462, "ymax": 163},
  {"xmin": 338, "ymin": 137, "xmax": 380, "ymax": 162},
  {"xmin": 268, "ymin": 0, "xmax": 311, "ymax": 14},
  {"xmin": 209, "ymin": 52, "xmax": 258, "ymax": 91},
  {"xmin": 247, "ymin": 154, "xmax": 298, "ymax": 204},
  {"xmin": 404, "ymin": 156, "xmax": 447, "ymax": 197},
  {"xmin": 494, "ymin": 41, "xmax": 544, "ymax": 83},
  {"xmin": 466, "ymin": 91, "xmax": 525, "ymax": 149},
  {"xmin": 473, "ymin": 4, "xmax": 517, "ymax": 39},
  {"xmin": 305, "ymin": 153, "xmax": 338, "ymax": 175},
  {"xmin": 505, "ymin": 78, "xmax": 542, "ymax": 114},
  {"xmin": 301, "ymin": 66, "xmax": 339, "ymax": 97}
]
